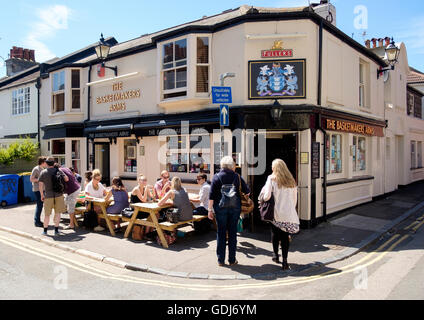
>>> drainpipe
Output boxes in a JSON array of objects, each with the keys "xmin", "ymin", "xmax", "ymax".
[
  {"xmin": 86, "ymin": 63, "xmax": 92, "ymax": 171},
  {"xmin": 35, "ymin": 77, "xmax": 42, "ymax": 148},
  {"xmin": 316, "ymin": 18, "xmax": 327, "ymax": 223}
]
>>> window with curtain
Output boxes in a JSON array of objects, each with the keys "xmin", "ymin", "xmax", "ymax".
[
  {"xmin": 196, "ymin": 37, "xmax": 209, "ymax": 93},
  {"xmin": 326, "ymin": 134, "xmax": 342, "ymax": 174}
]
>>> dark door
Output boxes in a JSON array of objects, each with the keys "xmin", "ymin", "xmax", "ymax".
[
  {"xmin": 250, "ymin": 133, "xmax": 298, "ymax": 225},
  {"xmin": 94, "ymin": 143, "xmax": 110, "ymax": 186}
]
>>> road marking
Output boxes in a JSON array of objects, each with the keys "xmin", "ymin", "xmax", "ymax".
[
  {"xmin": 2, "ymin": 211, "xmax": 423, "ymax": 291},
  {"xmin": 412, "ymin": 220, "xmax": 424, "ymax": 232}
]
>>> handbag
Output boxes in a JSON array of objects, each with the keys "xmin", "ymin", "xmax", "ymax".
[
  {"xmin": 237, "ymin": 217, "xmax": 244, "ymax": 233},
  {"xmin": 82, "ymin": 205, "xmax": 98, "ymax": 229},
  {"xmin": 121, "ymin": 207, "xmax": 134, "ymax": 218},
  {"xmin": 238, "ymin": 174, "xmax": 254, "ymax": 214},
  {"xmin": 165, "ymin": 208, "xmax": 180, "ymax": 224},
  {"xmin": 259, "ymin": 185, "xmax": 275, "ymax": 222}
]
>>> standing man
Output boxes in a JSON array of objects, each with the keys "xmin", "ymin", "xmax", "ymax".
[
  {"xmin": 61, "ymin": 166, "xmax": 81, "ymax": 230},
  {"xmin": 154, "ymin": 170, "xmax": 171, "ymax": 199},
  {"xmin": 30, "ymin": 157, "xmax": 47, "ymax": 227},
  {"xmin": 38, "ymin": 158, "xmax": 69, "ymax": 236}
]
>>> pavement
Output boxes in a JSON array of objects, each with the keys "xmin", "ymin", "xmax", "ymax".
[{"xmin": 0, "ymin": 180, "xmax": 423, "ymax": 281}]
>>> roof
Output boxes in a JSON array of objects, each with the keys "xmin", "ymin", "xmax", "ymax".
[
  {"xmin": 408, "ymin": 67, "xmax": 424, "ymax": 84},
  {"xmin": 0, "ymin": 71, "xmax": 40, "ymax": 90},
  {"xmin": 76, "ymin": 5, "xmax": 385, "ymax": 67}
]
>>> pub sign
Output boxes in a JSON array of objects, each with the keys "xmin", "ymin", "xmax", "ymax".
[{"xmin": 248, "ymin": 59, "xmax": 306, "ymax": 100}]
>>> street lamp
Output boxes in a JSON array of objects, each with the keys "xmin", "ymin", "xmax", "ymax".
[
  {"xmin": 377, "ymin": 37, "xmax": 400, "ymax": 79},
  {"xmin": 95, "ymin": 34, "xmax": 118, "ymax": 77}
]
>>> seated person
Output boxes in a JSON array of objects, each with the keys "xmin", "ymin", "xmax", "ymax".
[
  {"xmin": 191, "ymin": 173, "xmax": 210, "ymax": 215},
  {"xmin": 158, "ymin": 177, "xmax": 193, "ymax": 222},
  {"xmin": 131, "ymin": 175, "xmax": 156, "ymax": 203},
  {"xmin": 84, "ymin": 169, "xmax": 107, "ymax": 232},
  {"xmin": 105, "ymin": 177, "xmax": 129, "ymax": 230},
  {"xmin": 154, "ymin": 170, "xmax": 171, "ymax": 199}
]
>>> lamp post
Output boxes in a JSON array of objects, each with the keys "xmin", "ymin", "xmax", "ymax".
[
  {"xmin": 95, "ymin": 34, "xmax": 118, "ymax": 77},
  {"xmin": 377, "ymin": 37, "xmax": 400, "ymax": 79},
  {"xmin": 219, "ymin": 73, "xmax": 235, "ymax": 159}
]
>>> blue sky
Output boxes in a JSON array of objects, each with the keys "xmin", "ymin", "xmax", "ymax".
[{"xmin": 0, "ymin": 0, "xmax": 423, "ymax": 78}]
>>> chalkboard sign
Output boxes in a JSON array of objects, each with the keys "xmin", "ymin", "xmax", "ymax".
[{"xmin": 312, "ymin": 142, "xmax": 320, "ymax": 179}]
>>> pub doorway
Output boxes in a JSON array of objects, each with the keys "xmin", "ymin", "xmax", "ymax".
[
  {"xmin": 249, "ymin": 132, "xmax": 298, "ymax": 227},
  {"xmin": 94, "ymin": 143, "xmax": 111, "ymax": 186}
]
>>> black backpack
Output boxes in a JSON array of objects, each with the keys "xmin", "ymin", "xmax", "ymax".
[
  {"xmin": 51, "ymin": 168, "xmax": 65, "ymax": 194},
  {"xmin": 218, "ymin": 175, "xmax": 239, "ymax": 209}
]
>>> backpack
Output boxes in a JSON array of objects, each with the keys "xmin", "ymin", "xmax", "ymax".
[
  {"xmin": 52, "ymin": 168, "xmax": 65, "ymax": 194},
  {"xmin": 218, "ymin": 175, "xmax": 239, "ymax": 209},
  {"xmin": 82, "ymin": 206, "xmax": 98, "ymax": 229}
]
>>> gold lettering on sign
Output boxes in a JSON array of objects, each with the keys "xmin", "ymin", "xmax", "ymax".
[
  {"xmin": 95, "ymin": 82, "xmax": 141, "ymax": 112},
  {"xmin": 325, "ymin": 118, "xmax": 383, "ymax": 137}
]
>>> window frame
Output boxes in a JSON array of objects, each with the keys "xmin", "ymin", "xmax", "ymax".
[
  {"xmin": 51, "ymin": 139, "xmax": 66, "ymax": 167},
  {"xmin": 411, "ymin": 140, "xmax": 417, "ymax": 169},
  {"xmin": 12, "ymin": 87, "xmax": 31, "ymax": 116},
  {"xmin": 326, "ymin": 133, "xmax": 344, "ymax": 178},
  {"xmin": 123, "ymin": 139, "xmax": 138, "ymax": 175},
  {"xmin": 71, "ymin": 69, "xmax": 81, "ymax": 110},
  {"xmin": 162, "ymin": 37, "xmax": 188, "ymax": 100},
  {"xmin": 359, "ymin": 60, "xmax": 370, "ymax": 109},
  {"xmin": 52, "ymin": 70, "xmax": 66, "ymax": 113},
  {"xmin": 352, "ymin": 135, "xmax": 367, "ymax": 173},
  {"xmin": 196, "ymin": 36, "xmax": 210, "ymax": 94}
]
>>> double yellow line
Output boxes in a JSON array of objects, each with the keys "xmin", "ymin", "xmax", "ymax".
[{"xmin": 0, "ymin": 213, "xmax": 423, "ymax": 291}]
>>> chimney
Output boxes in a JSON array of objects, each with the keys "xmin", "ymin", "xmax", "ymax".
[
  {"xmin": 385, "ymin": 37, "xmax": 391, "ymax": 47},
  {"xmin": 312, "ymin": 1, "xmax": 337, "ymax": 27},
  {"xmin": 378, "ymin": 38, "xmax": 384, "ymax": 47},
  {"xmin": 5, "ymin": 46, "xmax": 38, "ymax": 77},
  {"xmin": 371, "ymin": 38, "xmax": 377, "ymax": 48},
  {"xmin": 365, "ymin": 39, "xmax": 371, "ymax": 49}
]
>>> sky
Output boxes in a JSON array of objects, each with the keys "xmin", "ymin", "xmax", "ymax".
[{"xmin": 0, "ymin": 0, "xmax": 423, "ymax": 78}]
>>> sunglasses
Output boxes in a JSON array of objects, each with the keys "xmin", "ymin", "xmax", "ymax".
[{"xmin": 162, "ymin": 176, "xmax": 170, "ymax": 179}]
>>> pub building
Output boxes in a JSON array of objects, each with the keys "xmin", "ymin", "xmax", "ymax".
[{"xmin": 39, "ymin": 3, "xmax": 409, "ymax": 228}]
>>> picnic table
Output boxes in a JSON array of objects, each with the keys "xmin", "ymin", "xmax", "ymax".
[{"xmin": 84, "ymin": 196, "xmax": 120, "ymax": 237}]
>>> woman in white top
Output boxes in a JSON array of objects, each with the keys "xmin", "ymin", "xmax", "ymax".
[
  {"xmin": 259, "ymin": 159, "xmax": 300, "ymax": 270},
  {"xmin": 84, "ymin": 169, "xmax": 107, "ymax": 232}
]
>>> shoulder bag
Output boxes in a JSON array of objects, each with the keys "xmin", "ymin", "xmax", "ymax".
[
  {"xmin": 218, "ymin": 175, "xmax": 239, "ymax": 209},
  {"xmin": 259, "ymin": 182, "xmax": 275, "ymax": 222},
  {"xmin": 238, "ymin": 174, "xmax": 254, "ymax": 215}
]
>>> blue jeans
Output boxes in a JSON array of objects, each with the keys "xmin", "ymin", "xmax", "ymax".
[
  {"xmin": 34, "ymin": 191, "xmax": 43, "ymax": 224},
  {"xmin": 214, "ymin": 203, "xmax": 241, "ymax": 264}
]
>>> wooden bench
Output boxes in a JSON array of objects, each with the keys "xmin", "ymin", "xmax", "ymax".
[
  {"xmin": 158, "ymin": 215, "xmax": 209, "ymax": 232},
  {"xmin": 73, "ymin": 206, "xmax": 87, "ymax": 227}
]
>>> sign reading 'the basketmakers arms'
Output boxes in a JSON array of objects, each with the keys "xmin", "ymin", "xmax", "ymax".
[{"xmin": 248, "ymin": 59, "xmax": 306, "ymax": 100}]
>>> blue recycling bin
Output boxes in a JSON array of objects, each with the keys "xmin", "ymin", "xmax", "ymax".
[
  {"xmin": 18, "ymin": 175, "xmax": 37, "ymax": 203},
  {"xmin": 0, "ymin": 174, "xmax": 19, "ymax": 207}
]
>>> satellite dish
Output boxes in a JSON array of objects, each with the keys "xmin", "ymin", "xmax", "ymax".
[{"xmin": 383, "ymin": 70, "xmax": 390, "ymax": 83}]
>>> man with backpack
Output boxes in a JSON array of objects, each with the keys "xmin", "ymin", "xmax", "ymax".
[{"xmin": 38, "ymin": 157, "xmax": 69, "ymax": 236}]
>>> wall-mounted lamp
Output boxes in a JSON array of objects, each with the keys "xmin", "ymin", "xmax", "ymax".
[
  {"xmin": 95, "ymin": 34, "xmax": 118, "ymax": 77},
  {"xmin": 270, "ymin": 100, "xmax": 283, "ymax": 123},
  {"xmin": 377, "ymin": 37, "xmax": 400, "ymax": 80}
]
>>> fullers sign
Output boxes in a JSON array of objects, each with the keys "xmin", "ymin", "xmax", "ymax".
[
  {"xmin": 261, "ymin": 40, "xmax": 293, "ymax": 58},
  {"xmin": 324, "ymin": 118, "xmax": 384, "ymax": 137},
  {"xmin": 96, "ymin": 82, "xmax": 141, "ymax": 112}
]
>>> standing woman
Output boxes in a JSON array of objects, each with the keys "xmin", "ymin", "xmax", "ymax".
[
  {"xmin": 208, "ymin": 156, "xmax": 250, "ymax": 267},
  {"xmin": 259, "ymin": 159, "xmax": 300, "ymax": 270}
]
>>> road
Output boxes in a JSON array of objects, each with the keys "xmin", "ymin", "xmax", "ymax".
[{"xmin": 0, "ymin": 212, "xmax": 423, "ymax": 301}]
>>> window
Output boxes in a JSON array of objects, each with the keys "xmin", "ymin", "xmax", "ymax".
[
  {"xmin": 12, "ymin": 87, "xmax": 30, "ymax": 115},
  {"xmin": 418, "ymin": 142, "xmax": 422, "ymax": 168},
  {"xmin": 124, "ymin": 140, "xmax": 137, "ymax": 173},
  {"xmin": 71, "ymin": 70, "xmax": 80, "ymax": 109},
  {"xmin": 411, "ymin": 141, "xmax": 416, "ymax": 169},
  {"xmin": 52, "ymin": 71, "xmax": 65, "ymax": 113},
  {"xmin": 407, "ymin": 92, "xmax": 414, "ymax": 116},
  {"xmin": 72, "ymin": 140, "xmax": 81, "ymax": 174},
  {"xmin": 52, "ymin": 139, "xmax": 65, "ymax": 166},
  {"xmin": 326, "ymin": 134, "xmax": 342, "ymax": 174},
  {"xmin": 162, "ymin": 39, "xmax": 187, "ymax": 99},
  {"xmin": 353, "ymin": 136, "xmax": 366, "ymax": 172},
  {"xmin": 166, "ymin": 134, "xmax": 211, "ymax": 174},
  {"xmin": 359, "ymin": 60, "xmax": 369, "ymax": 108},
  {"xmin": 196, "ymin": 37, "xmax": 209, "ymax": 93}
]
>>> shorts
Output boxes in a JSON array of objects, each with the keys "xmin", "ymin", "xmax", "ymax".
[
  {"xmin": 65, "ymin": 189, "xmax": 80, "ymax": 213},
  {"xmin": 44, "ymin": 196, "xmax": 66, "ymax": 216}
]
